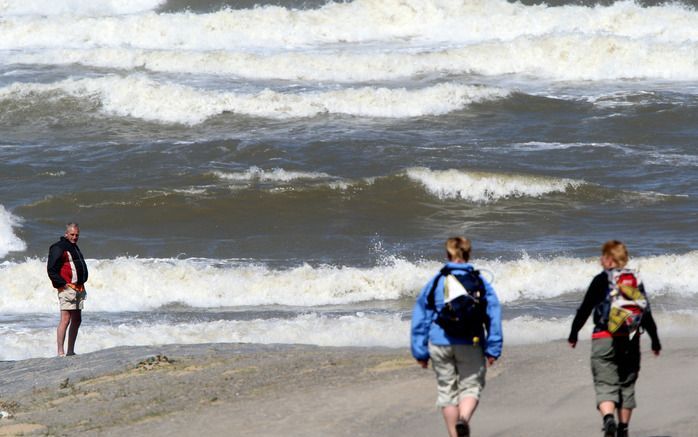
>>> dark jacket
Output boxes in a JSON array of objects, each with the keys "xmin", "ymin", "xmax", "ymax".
[
  {"xmin": 47, "ymin": 237, "xmax": 88, "ymax": 289},
  {"xmin": 569, "ymin": 271, "xmax": 660, "ymax": 352}
]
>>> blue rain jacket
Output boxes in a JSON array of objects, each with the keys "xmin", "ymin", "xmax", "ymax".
[{"xmin": 411, "ymin": 262, "xmax": 503, "ymax": 361}]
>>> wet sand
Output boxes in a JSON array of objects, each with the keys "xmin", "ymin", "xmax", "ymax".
[{"xmin": 1, "ymin": 338, "xmax": 696, "ymax": 436}]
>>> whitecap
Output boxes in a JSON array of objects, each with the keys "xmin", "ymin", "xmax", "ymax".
[{"xmin": 405, "ymin": 167, "xmax": 584, "ymax": 203}]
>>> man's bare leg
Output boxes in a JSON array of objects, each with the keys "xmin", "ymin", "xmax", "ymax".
[
  {"xmin": 66, "ymin": 310, "xmax": 82, "ymax": 355},
  {"xmin": 57, "ymin": 310, "xmax": 71, "ymax": 356}
]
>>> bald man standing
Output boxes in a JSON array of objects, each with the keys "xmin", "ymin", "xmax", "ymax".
[{"xmin": 47, "ymin": 223, "xmax": 88, "ymax": 357}]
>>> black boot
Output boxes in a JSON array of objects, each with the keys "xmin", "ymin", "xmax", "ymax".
[
  {"xmin": 455, "ymin": 419, "xmax": 470, "ymax": 437},
  {"xmin": 603, "ymin": 414, "xmax": 617, "ymax": 437},
  {"xmin": 616, "ymin": 422, "xmax": 628, "ymax": 437}
]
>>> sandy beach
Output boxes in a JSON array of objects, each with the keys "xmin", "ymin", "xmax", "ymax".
[{"xmin": 1, "ymin": 338, "xmax": 696, "ymax": 437}]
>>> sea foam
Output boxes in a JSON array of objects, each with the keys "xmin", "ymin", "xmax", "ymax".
[
  {"xmin": 1, "ymin": 252, "xmax": 696, "ymax": 314},
  {"xmin": 1, "ymin": 0, "xmax": 697, "ymax": 50},
  {"xmin": 9, "ymin": 33, "xmax": 698, "ymax": 82},
  {"xmin": 211, "ymin": 167, "xmax": 332, "ymax": 183},
  {"xmin": 0, "ymin": 76, "xmax": 507, "ymax": 123},
  {"xmin": 2, "ymin": 0, "xmax": 697, "ymax": 84},
  {"xmin": 0, "ymin": 0, "xmax": 165, "ymax": 16},
  {"xmin": 0, "ymin": 205, "xmax": 26, "ymax": 259},
  {"xmin": 1, "ymin": 310, "xmax": 696, "ymax": 361}
]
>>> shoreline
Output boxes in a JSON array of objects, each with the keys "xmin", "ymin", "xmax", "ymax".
[{"xmin": 1, "ymin": 339, "xmax": 697, "ymax": 436}]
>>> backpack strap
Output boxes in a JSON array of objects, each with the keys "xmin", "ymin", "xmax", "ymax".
[{"xmin": 426, "ymin": 266, "xmax": 479, "ymax": 310}]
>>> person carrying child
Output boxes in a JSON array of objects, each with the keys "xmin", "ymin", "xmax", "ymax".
[{"xmin": 568, "ymin": 240, "xmax": 661, "ymax": 437}]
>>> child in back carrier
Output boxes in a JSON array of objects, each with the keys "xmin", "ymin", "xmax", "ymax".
[{"xmin": 568, "ymin": 240, "xmax": 661, "ymax": 437}]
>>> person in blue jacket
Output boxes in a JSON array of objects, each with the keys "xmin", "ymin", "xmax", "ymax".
[{"xmin": 411, "ymin": 237, "xmax": 503, "ymax": 437}]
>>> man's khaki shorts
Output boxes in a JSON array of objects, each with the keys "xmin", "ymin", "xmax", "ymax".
[
  {"xmin": 57, "ymin": 286, "xmax": 86, "ymax": 311},
  {"xmin": 429, "ymin": 343, "xmax": 486, "ymax": 407}
]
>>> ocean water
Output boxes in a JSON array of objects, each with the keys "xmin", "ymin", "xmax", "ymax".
[{"xmin": 1, "ymin": 0, "xmax": 697, "ymax": 361}]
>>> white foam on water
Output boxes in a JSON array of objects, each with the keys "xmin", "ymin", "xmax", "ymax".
[
  {"xmin": 405, "ymin": 167, "xmax": 584, "ymax": 203},
  {"xmin": 0, "ymin": 205, "xmax": 27, "ymax": 259},
  {"xmin": 510, "ymin": 142, "xmax": 632, "ymax": 153},
  {"xmin": 2, "ymin": 310, "xmax": 696, "ymax": 361},
  {"xmin": 499, "ymin": 310, "xmax": 698, "ymax": 346},
  {"xmin": 211, "ymin": 167, "xmax": 332, "ymax": 183},
  {"xmin": 502, "ymin": 316, "xmax": 585, "ymax": 345},
  {"xmin": 2, "ymin": 252, "xmax": 697, "ymax": 314},
  {"xmin": 0, "ymin": 0, "xmax": 165, "ymax": 16},
  {"xmin": 510, "ymin": 143, "xmax": 698, "ymax": 170},
  {"xmin": 209, "ymin": 167, "xmax": 371, "ymax": 191},
  {"xmin": 0, "ymin": 257, "xmax": 436, "ymax": 313},
  {"xmin": 0, "ymin": 76, "xmax": 507, "ymax": 123},
  {"xmin": 1, "ymin": 0, "xmax": 697, "ymax": 51},
  {"xmin": 645, "ymin": 151, "xmax": 698, "ymax": 167},
  {"xmin": 483, "ymin": 251, "xmax": 698, "ymax": 303},
  {"xmin": 583, "ymin": 90, "xmax": 690, "ymax": 109},
  {"xmin": 0, "ymin": 312, "xmax": 409, "ymax": 361},
  {"xmin": 9, "ymin": 32, "xmax": 698, "ymax": 82}
]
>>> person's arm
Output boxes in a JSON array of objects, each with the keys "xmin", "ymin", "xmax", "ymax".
[
  {"xmin": 642, "ymin": 311, "xmax": 661, "ymax": 356},
  {"xmin": 47, "ymin": 244, "xmax": 67, "ymax": 288},
  {"xmin": 411, "ymin": 277, "xmax": 437, "ymax": 367},
  {"xmin": 568, "ymin": 273, "xmax": 606, "ymax": 347},
  {"xmin": 482, "ymin": 278, "xmax": 502, "ymax": 362},
  {"xmin": 640, "ymin": 284, "xmax": 661, "ymax": 355}
]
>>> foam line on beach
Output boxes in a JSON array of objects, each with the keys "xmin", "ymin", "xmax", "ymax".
[
  {"xmin": 1, "ymin": 252, "xmax": 697, "ymax": 313},
  {"xmin": 2, "ymin": 310, "xmax": 696, "ymax": 361},
  {"xmin": 0, "ymin": 312, "xmax": 408, "ymax": 360},
  {"xmin": 0, "ymin": 205, "xmax": 26, "ymax": 259},
  {"xmin": 0, "ymin": 76, "xmax": 508, "ymax": 123}
]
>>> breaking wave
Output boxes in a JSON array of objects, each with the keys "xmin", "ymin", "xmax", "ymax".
[
  {"xmin": 209, "ymin": 166, "xmax": 585, "ymax": 201},
  {"xmin": 7, "ymin": 34, "xmax": 698, "ymax": 82},
  {"xmin": 1, "ymin": 251, "xmax": 696, "ymax": 314},
  {"xmin": 1, "ymin": 0, "xmax": 697, "ymax": 50},
  {"xmin": 0, "ymin": 205, "xmax": 26, "ymax": 259},
  {"xmin": 1, "ymin": 0, "xmax": 697, "ymax": 82},
  {"xmin": 0, "ymin": 76, "xmax": 508, "ymax": 124},
  {"xmin": 0, "ymin": 0, "xmax": 165, "ymax": 16},
  {"xmin": 405, "ymin": 167, "xmax": 585, "ymax": 202}
]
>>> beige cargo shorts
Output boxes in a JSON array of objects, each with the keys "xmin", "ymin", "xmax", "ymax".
[
  {"xmin": 429, "ymin": 343, "xmax": 486, "ymax": 407},
  {"xmin": 57, "ymin": 286, "xmax": 86, "ymax": 311}
]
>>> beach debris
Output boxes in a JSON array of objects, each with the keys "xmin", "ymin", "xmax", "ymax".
[
  {"xmin": 59, "ymin": 378, "xmax": 71, "ymax": 389},
  {"xmin": 0, "ymin": 400, "xmax": 19, "ymax": 419},
  {"xmin": 137, "ymin": 354, "xmax": 174, "ymax": 371}
]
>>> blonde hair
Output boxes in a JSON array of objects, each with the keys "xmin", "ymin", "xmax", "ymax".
[
  {"xmin": 602, "ymin": 240, "xmax": 628, "ymax": 268},
  {"xmin": 446, "ymin": 237, "xmax": 472, "ymax": 262}
]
